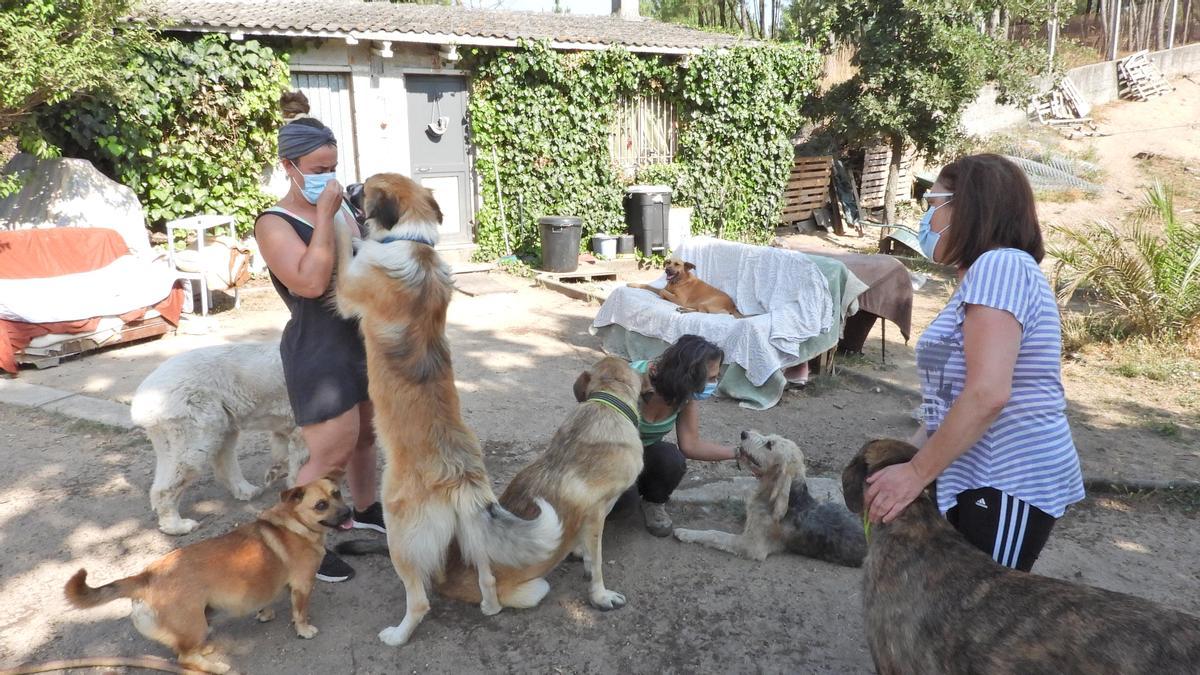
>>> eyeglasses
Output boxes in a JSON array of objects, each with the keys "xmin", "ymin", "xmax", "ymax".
[{"xmin": 920, "ymin": 191, "xmax": 954, "ymax": 209}]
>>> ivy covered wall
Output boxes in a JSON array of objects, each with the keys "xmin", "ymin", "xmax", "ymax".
[{"xmin": 467, "ymin": 40, "xmax": 822, "ymax": 260}]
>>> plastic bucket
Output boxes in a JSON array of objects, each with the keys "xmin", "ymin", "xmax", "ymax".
[{"xmin": 591, "ymin": 234, "xmax": 617, "ymax": 258}]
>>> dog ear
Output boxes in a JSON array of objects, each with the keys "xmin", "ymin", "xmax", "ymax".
[
  {"xmin": 572, "ymin": 370, "xmax": 592, "ymax": 403},
  {"xmin": 767, "ymin": 459, "xmax": 794, "ymax": 522},
  {"xmin": 684, "ymin": 262, "xmax": 696, "ymax": 271},
  {"xmin": 425, "ymin": 187, "xmax": 443, "ymax": 225},
  {"xmin": 281, "ymin": 486, "xmax": 306, "ymax": 503},
  {"xmin": 367, "ymin": 185, "xmax": 400, "ymax": 229},
  {"xmin": 841, "ymin": 443, "xmax": 871, "ymax": 514}
]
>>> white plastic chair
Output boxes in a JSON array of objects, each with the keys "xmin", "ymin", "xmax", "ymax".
[{"xmin": 165, "ymin": 215, "xmax": 238, "ymax": 316}]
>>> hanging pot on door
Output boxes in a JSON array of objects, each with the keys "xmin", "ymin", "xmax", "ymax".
[{"xmin": 427, "ymin": 116, "xmax": 450, "ymax": 136}]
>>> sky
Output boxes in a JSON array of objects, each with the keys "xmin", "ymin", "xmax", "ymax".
[{"xmin": 488, "ymin": 0, "xmax": 614, "ymax": 16}]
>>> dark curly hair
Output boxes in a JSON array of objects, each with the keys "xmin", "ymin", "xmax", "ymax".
[{"xmin": 651, "ymin": 334, "xmax": 724, "ymax": 408}]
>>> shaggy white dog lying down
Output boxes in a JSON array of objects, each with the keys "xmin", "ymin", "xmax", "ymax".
[{"xmin": 131, "ymin": 341, "xmax": 307, "ymax": 535}]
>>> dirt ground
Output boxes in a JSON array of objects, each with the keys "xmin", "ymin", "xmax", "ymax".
[
  {"xmin": 3, "ymin": 273, "xmax": 1200, "ymax": 674},
  {"xmin": 3, "ymin": 80, "xmax": 1200, "ymax": 674}
]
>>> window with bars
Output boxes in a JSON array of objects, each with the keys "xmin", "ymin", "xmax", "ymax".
[{"xmin": 609, "ymin": 94, "xmax": 678, "ymax": 174}]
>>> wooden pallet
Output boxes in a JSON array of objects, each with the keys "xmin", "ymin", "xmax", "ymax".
[
  {"xmin": 535, "ymin": 267, "xmax": 618, "ymax": 283},
  {"xmin": 1031, "ymin": 83, "xmax": 1099, "ymax": 138},
  {"xmin": 859, "ymin": 144, "xmax": 914, "ymax": 209},
  {"xmin": 1118, "ymin": 50, "xmax": 1171, "ymax": 101},
  {"xmin": 779, "ymin": 155, "xmax": 833, "ymax": 225},
  {"xmin": 15, "ymin": 316, "xmax": 174, "ymax": 369}
]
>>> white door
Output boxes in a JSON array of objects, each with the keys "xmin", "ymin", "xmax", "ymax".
[{"xmin": 289, "ymin": 72, "xmax": 359, "ymax": 184}]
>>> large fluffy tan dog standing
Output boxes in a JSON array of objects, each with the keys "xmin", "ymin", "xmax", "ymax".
[
  {"xmin": 64, "ymin": 474, "xmax": 349, "ymax": 674},
  {"xmin": 331, "ymin": 173, "xmax": 561, "ymax": 647},
  {"xmin": 433, "ymin": 356, "xmax": 645, "ymax": 610}
]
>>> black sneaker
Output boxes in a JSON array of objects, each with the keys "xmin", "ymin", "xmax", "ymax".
[
  {"xmin": 315, "ymin": 549, "xmax": 355, "ymax": 583},
  {"xmin": 349, "ymin": 502, "xmax": 386, "ymax": 534}
]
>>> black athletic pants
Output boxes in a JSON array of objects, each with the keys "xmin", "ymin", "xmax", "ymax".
[
  {"xmin": 942, "ymin": 485, "xmax": 1058, "ymax": 572},
  {"xmin": 637, "ymin": 440, "xmax": 688, "ymax": 504}
]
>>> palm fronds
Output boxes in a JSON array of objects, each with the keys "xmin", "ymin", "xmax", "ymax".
[{"xmin": 1050, "ymin": 182, "xmax": 1200, "ymax": 341}]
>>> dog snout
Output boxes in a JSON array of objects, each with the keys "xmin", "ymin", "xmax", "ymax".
[{"xmin": 740, "ymin": 430, "xmax": 748, "ymax": 441}]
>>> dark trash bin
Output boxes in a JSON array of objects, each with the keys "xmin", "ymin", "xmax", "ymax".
[
  {"xmin": 537, "ymin": 216, "xmax": 583, "ymax": 273},
  {"xmin": 616, "ymin": 234, "xmax": 635, "ymax": 255},
  {"xmin": 624, "ymin": 185, "xmax": 671, "ymax": 256}
]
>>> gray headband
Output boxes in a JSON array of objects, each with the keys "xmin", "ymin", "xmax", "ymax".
[{"xmin": 278, "ymin": 122, "xmax": 337, "ymax": 160}]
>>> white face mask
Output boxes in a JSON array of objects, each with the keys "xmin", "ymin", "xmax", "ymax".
[{"xmin": 917, "ymin": 192, "xmax": 953, "ymax": 261}]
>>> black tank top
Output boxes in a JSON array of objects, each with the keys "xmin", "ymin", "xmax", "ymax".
[{"xmin": 255, "ymin": 207, "xmax": 368, "ymax": 426}]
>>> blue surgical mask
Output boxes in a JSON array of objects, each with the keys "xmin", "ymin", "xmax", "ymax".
[
  {"xmin": 693, "ymin": 380, "xmax": 718, "ymax": 401},
  {"xmin": 916, "ymin": 194, "xmax": 953, "ymax": 261},
  {"xmin": 290, "ymin": 161, "xmax": 337, "ymax": 205}
]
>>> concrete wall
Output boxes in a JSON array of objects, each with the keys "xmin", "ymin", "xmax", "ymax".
[{"xmin": 961, "ymin": 42, "xmax": 1200, "ymax": 137}]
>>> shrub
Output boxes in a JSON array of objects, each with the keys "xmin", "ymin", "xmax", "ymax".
[
  {"xmin": 633, "ymin": 162, "xmax": 694, "ymax": 208},
  {"xmin": 1051, "ymin": 182, "xmax": 1200, "ymax": 341},
  {"xmin": 34, "ymin": 33, "xmax": 290, "ymax": 237}
]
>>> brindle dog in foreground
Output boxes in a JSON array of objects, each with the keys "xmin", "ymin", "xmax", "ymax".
[{"xmin": 843, "ymin": 439, "xmax": 1200, "ymax": 675}]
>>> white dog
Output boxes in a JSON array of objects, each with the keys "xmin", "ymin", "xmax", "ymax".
[{"xmin": 131, "ymin": 341, "xmax": 307, "ymax": 535}]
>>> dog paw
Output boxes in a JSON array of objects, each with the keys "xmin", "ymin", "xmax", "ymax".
[
  {"xmin": 159, "ymin": 518, "xmax": 199, "ymax": 536},
  {"xmin": 379, "ymin": 625, "xmax": 411, "ymax": 647},
  {"xmin": 480, "ymin": 599, "xmax": 503, "ymax": 616},
  {"xmin": 673, "ymin": 528, "xmax": 697, "ymax": 543},
  {"xmin": 589, "ymin": 589, "xmax": 626, "ymax": 611},
  {"xmin": 230, "ymin": 482, "xmax": 261, "ymax": 501},
  {"xmin": 255, "ymin": 608, "xmax": 275, "ymax": 623},
  {"xmin": 295, "ymin": 623, "xmax": 319, "ymax": 639}
]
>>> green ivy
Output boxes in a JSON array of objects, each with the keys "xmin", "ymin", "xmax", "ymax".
[
  {"xmin": 677, "ymin": 45, "xmax": 822, "ymax": 241},
  {"xmin": 34, "ymin": 34, "xmax": 290, "ymax": 237},
  {"xmin": 466, "ymin": 40, "xmax": 821, "ymax": 260}
]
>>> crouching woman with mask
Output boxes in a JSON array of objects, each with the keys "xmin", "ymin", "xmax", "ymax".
[
  {"xmin": 253, "ymin": 108, "xmax": 385, "ymax": 583},
  {"xmin": 630, "ymin": 335, "xmax": 738, "ymax": 537}
]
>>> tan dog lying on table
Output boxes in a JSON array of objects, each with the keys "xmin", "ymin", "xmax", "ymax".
[
  {"xmin": 628, "ymin": 255, "xmax": 746, "ymax": 318},
  {"xmin": 64, "ymin": 473, "xmax": 349, "ymax": 674}
]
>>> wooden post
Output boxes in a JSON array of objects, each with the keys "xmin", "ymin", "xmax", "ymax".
[
  {"xmin": 1108, "ymin": 0, "xmax": 1122, "ymax": 61},
  {"xmin": 1049, "ymin": 1, "xmax": 1060, "ymax": 69},
  {"xmin": 1167, "ymin": 0, "xmax": 1178, "ymax": 47}
]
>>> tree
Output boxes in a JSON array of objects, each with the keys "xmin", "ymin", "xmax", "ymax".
[
  {"xmin": 806, "ymin": 0, "xmax": 1044, "ymax": 223},
  {"xmin": 0, "ymin": 0, "xmax": 142, "ymax": 150}
]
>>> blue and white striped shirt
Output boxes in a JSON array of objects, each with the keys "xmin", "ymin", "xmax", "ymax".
[{"xmin": 916, "ymin": 248, "xmax": 1085, "ymax": 518}]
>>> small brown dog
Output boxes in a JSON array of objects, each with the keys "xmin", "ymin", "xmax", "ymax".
[
  {"xmin": 628, "ymin": 255, "xmax": 745, "ymax": 317},
  {"xmin": 843, "ymin": 439, "xmax": 1200, "ymax": 674},
  {"xmin": 64, "ymin": 474, "xmax": 349, "ymax": 674}
]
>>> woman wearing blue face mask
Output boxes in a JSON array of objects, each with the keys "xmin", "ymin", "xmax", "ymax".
[
  {"xmin": 629, "ymin": 334, "xmax": 738, "ymax": 536},
  {"xmin": 254, "ymin": 99, "xmax": 383, "ymax": 583},
  {"xmin": 864, "ymin": 154, "xmax": 1084, "ymax": 573}
]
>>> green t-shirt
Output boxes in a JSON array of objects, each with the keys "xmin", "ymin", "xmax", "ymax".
[{"xmin": 630, "ymin": 360, "xmax": 680, "ymax": 447}]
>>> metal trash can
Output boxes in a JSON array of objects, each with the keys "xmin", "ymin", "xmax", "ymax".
[
  {"xmin": 623, "ymin": 185, "xmax": 671, "ymax": 256},
  {"xmin": 537, "ymin": 216, "xmax": 583, "ymax": 273}
]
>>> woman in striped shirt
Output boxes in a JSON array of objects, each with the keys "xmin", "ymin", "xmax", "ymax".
[{"xmin": 865, "ymin": 154, "xmax": 1085, "ymax": 572}]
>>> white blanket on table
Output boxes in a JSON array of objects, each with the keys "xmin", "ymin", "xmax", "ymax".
[
  {"xmin": 0, "ymin": 255, "xmax": 178, "ymax": 323},
  {"xmin": 592, "ymin": 237, "xmax": 833, "ymax": 386}
]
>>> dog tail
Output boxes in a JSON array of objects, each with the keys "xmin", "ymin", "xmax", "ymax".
[
  {"xmin": 65, "ymin": 569, "xmax": 148, "ymax": 609},
  {"xmin": 475, "ymin": 498, "xmax": 562, "ymax": 569}
]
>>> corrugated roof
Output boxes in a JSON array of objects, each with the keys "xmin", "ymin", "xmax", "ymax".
[{"xmin": 139, "ymin": 0, "xmax": 747, "ymax": 53}]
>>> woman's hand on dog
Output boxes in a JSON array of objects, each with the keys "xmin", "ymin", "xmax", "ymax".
[{"xmin": 865, "ymin": 462, "xmax": 925, "ymax": 524}]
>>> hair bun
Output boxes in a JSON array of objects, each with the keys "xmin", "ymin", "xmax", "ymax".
[{"xmin": 280, "ymin": 91, "xmax": 310, "ymax": 121}]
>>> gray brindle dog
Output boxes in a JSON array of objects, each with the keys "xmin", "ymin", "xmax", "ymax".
[
  {"xmin": 674, "ymin": 431, "xmax": 865, "ymax": 567},
  {"xmin": 843, "ymin": 438, "xmax": 1200, "ymax": 675}
]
